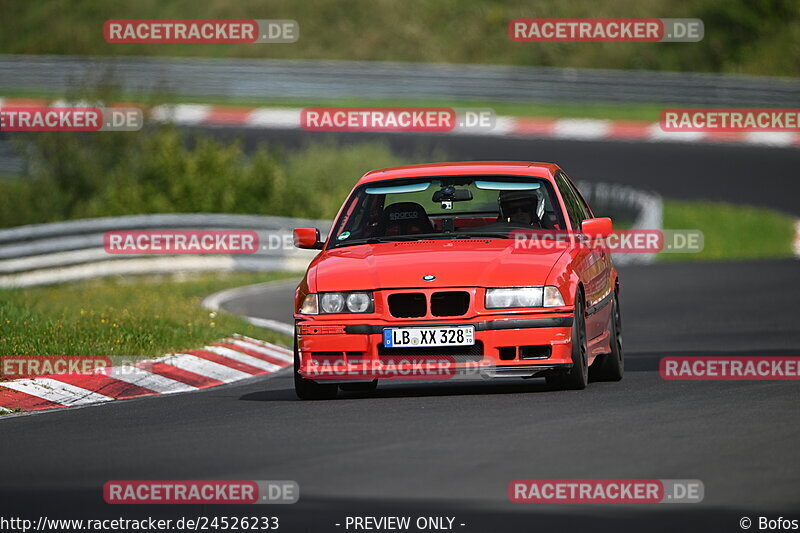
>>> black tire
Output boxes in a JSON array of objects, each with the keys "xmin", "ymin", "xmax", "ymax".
[
  {"xmin": 293, "ymin": 336, "xmax": 338, "ymax": 400},
  {"xmin": 589, "ymin": 290, "xmax": 624, "ymax": 382},
  {"xmin": 547, "ymin": 291, "xmax": 588, "ymax": 390},
  {"xmin": 339, "ymin": 380, "xmax": 378, "ymax": 393}
]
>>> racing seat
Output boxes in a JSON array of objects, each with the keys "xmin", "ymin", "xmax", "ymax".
[{"xmin": 377, "ymin": 202, "xmax": 434, "ymax": 236}]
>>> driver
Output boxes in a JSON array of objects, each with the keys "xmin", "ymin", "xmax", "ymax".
[
  {"xmin": 362, "ymin": 196, "xmax": 385, "ymax": 237},
  {"xmin": 498, "ymin": 190, "xmax": 543, "ymax": 226}
]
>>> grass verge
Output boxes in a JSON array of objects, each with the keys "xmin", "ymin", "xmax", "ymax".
[
  {"xmin": 0, "ymin": 272, "xmax": 296, "ymax": 363},
  {"xmin": 0, "ymin": 133, "xmax": 416, "ymax": 228},
  {"xmin": 661, "ymin": 200, "xmax": 796, "ymax": 261}
]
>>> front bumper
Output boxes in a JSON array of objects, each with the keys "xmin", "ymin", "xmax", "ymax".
[{"xmin": 296, "ymin": 313, "xmax": 574, "ymax": 382}]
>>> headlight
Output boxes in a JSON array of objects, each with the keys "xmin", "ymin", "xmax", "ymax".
[
  {"xmin": 485, "ymin": 286, "xmax": 565, "ymax": 309},
  {"xmin": 486, "ymin": 287, "xmax": 543, "ymax": 309},
  {"xmin": 301, "ymin": 292, "xmax": 374, "ymax": 314},
  {"xmin": 320, "ymin": 293, "xmax": 346, "ymax": 313},
  {"xmin": 346, "ymin": 292, "xmax": 372, "ymax": 313}
]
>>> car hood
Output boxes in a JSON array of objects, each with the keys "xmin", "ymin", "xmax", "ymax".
[{"xmin": 309, "ymin": 239, "xmax": 566, "ymax": 291}]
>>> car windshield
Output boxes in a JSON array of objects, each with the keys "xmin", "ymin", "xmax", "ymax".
[{"xmin": 329, "ymin": 176, "xmax": 566, "ymax": 248}]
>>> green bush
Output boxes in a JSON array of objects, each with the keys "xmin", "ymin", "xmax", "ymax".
[
  {"xmin": 279, "ymin": 141, "xmax": 409, "ymax": 219},
  {"xmin": 0, "ymin": 125, "xmax": 412, "ymax": 228},
  {"xmin": 0, "ymin": 0, "xmax": 797, "ymax": 76}
]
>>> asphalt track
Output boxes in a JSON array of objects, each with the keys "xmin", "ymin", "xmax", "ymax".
[
  {"xmin": 1, "ymin": 132, "xmax": 799, "ymax": 533},
  {"xmin": 189, "ymin": 127, "xmax": 800, "ymax": 215}
]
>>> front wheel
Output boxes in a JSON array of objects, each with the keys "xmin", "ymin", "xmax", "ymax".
[
  {"xmin": 547, "ymin": 291, "xmax": 588, "ymax": 390},
  {"xmin": 293, "ymin": 337, "xmax": 338, "ymax": 400},
  {"xmin": 589, "ymin": 290, "xmax": 624, "ymax": 382}
]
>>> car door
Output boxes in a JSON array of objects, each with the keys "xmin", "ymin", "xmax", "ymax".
[{"xmin": 555, "ymin": 172, "xmax": 612, "ymax": 341}]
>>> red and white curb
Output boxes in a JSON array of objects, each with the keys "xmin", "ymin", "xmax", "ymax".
[
  {"xmin": 1, "ymin": 97, "xmax": 798, "ymax": 148},
  {"xmin": 0, "ymin": 334, "xmax": 291, "ymax": 416},
  {"xmin": 508, "ymin": 117, "xmax": 800, "ymax": 147}
]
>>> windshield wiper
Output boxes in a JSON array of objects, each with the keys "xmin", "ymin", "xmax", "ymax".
[
  {"xmin": 333, "ymin": 236, "xmax": 419, "ymax": 247},
  {"xmin": 333, "ymin": 233, "xmax": 510, "ymax": 248},
  {"xmin": 451, "ymin": 232, "xmax": 511, "ymax": 239},
  {"xmin": 366, "ymin": 236, "xmax": 422, "ymax": 243}
]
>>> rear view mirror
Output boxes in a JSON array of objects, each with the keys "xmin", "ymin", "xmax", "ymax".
[
  {"xmin": 581, "ymin": 217, "xmax": 613, "ymax": 238},
  {"xmin": 432, "ymin": 187, "xmax": 473, "ymax": 203},
  {"xmin": 293, "ymin": 228, "xmax": 323, "ymax": 249}
]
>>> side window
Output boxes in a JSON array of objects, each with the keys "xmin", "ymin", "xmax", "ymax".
[
  {"xmin": 555, "ymin": 173, "xmax": 585, "ymax": 229},
  {"xmin": 564, "ymin": 176, "xmax": 593, "ymax": 221}
]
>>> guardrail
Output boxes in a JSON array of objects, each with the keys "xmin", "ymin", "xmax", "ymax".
[
  {"xmin": 0, "ymin": 184, "xmax": 661, "ymax": 288},
  {"xmin": 0, "ymin": 214, "xmax": 331, "ymax": 288},
  {"xmin": 0, "ymin": 54, "xmax": 798, "ymax": 106}
]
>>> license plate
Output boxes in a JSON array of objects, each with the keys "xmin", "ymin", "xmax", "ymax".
[{"xmin": 383, "ymin": 326, "xmax": 475, "ymax": 348}]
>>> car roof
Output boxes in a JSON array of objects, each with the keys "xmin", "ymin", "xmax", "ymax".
[{"xmin": 356, "ymin": 161, "xmax": 562, "ymax": 186}]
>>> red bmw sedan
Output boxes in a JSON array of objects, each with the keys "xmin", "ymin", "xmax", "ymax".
[{"xmin": 292, "ymin": 162, "xmax": 623, "ymax": 399}]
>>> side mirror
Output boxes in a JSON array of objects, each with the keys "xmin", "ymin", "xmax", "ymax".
[
  {"xmin": 581, "ymin": 217, "xmax": 613, "ymax": 238},
  {"xmin": 293, "ymin": 228, "xmax": 323, "ymax": 249}
]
